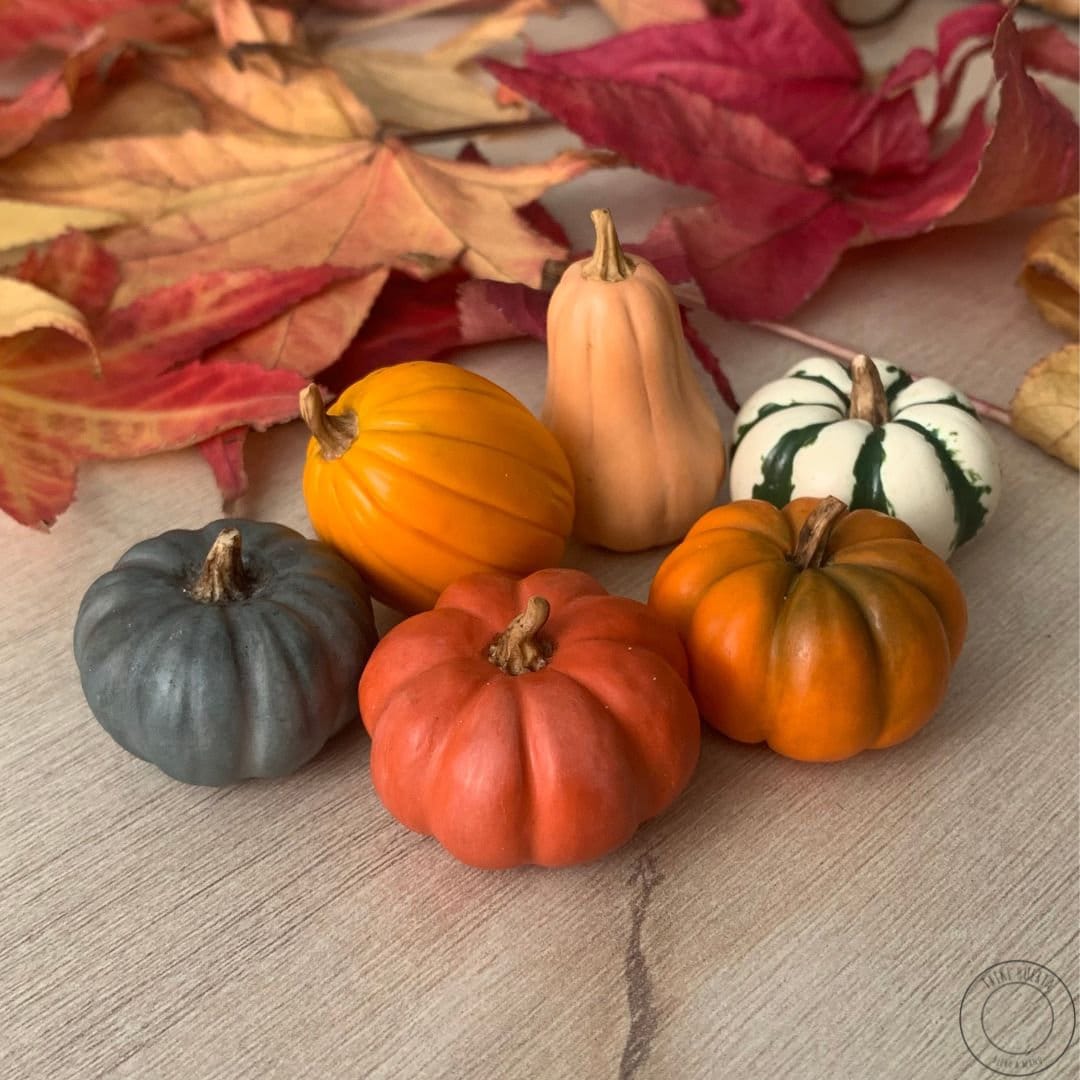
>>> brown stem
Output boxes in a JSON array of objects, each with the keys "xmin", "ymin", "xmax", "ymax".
[
  {"xmin": 299, "ymin": 384, "xmax": 357, "ymax": 460},
  {"xmin": 488, "ymin": 596, "xmax": 553, "ymax": 675},
  {"xmin": 190, "ymin": 528, "xmax": 252, "ymax": 603},
  {"xmin": 791, "ymin": 496, "xmax": 848, "ymax": 571},
  {"xmin": 747, "ymin": 319, "xmax": 1012, "ymax": 429},
  {"xmin": 848, "ymin": 353, "xmax": 889, "ymax": 425},
  {"xmin": 399, "ymin": 116, "xmax": 560, "ymax": 146},
  {"xmin": 581, "ymin": 208, "xmax": 636, "ymax": 283}
]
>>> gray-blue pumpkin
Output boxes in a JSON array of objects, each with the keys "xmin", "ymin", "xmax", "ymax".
[{"xmin": 73, "ymin": 518, "xmax": 378, "ymax": 786}]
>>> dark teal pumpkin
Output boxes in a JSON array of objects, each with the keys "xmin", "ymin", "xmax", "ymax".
[{"xmin": 73, "ymin": 518, "xmax": 377, "ymax": 786}]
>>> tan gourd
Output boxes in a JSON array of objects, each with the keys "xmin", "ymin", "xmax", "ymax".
[{"xmin": 542, "ymin": 208, "xmax": 727, "ymax": 551}]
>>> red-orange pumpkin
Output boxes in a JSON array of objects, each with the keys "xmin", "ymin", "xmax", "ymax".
[
  {"xmin": 358, "ymin": 568, "xmax": 701, "ymax": 869},
  {"xmin": 649, "ymin": 496, "xmax": 968, "ymax": 762}
]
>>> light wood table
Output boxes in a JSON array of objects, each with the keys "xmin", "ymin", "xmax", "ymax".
[{"xmin": 2, "ymin": 3, "xmax": 1077, "ymax": 1078}]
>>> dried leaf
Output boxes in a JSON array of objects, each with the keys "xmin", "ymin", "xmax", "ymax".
[
  {"xmin": 1011, "ymin": 344, "xmax": 1079, "ymax": 469},
  {"xmin": 1021, "ymin": 197, "xmax": 1079, "ymax": 339},
  {"xmin": 0, "ymin": 131, "xmax": 600, "ymax": 299},
  {"xmin": 149, "ymin": 40, "xmax": 377, "ymax": 138},
  {"xmin": 0, "ymin": 200, "xmax": 126, "ymax": 252},
  {"xmin": 0, "ymin": 70, "xmax": 74, "ymax": 158},
  {"xmin": 487, "ymin": 1, "xmax": 1079, "ymax": 321},
  {"xmin": 321, "ymin": 0, "xmax": 549, "ymax": 132},
  {"xmin": 0, "ymin": 236, "xmax": 350, "ymax": 527},
  {"xmin": 0, "ymin": 277, "xmax": 93, "ymax": 347}
]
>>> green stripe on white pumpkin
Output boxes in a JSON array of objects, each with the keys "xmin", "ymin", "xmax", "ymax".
[{"xmin": 730, "ymin": 355, "xmax": 1001, "ymax": 558}]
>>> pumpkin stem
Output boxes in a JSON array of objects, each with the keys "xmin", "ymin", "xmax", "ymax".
[
  {"xmin": 488, "ymin": 596, "xmax": 554, "ymax": 675},
  {"xmin": 191, "ymin": 528, "xmax": 253, "ymax": 603},
  {"xmin": 848, "ymin": 354, "xmax": 889, "ymax": 426},
  {"xmin": 581, "ymin": 208, "xmax": 636, "ymax": 283},
  {"xmin": 791, "ymin": 496, "xmax": 848, "ymax": 570},
  {"xmin": 300, "ymin": 384, "xmax": 358, "ymax": 460}
]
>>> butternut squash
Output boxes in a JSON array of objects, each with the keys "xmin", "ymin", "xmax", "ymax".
[{"xmin": 543, "ymin": 208, "xmax": 727, "ymax": 551}]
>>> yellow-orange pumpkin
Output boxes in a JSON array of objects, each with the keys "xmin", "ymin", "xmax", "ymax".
[
  {"xmin": 649, "ymin": 496, "xmax": 968, "ymax": 762},
  {"xmin": 300, "ymin": 362, "xmax": 574, "ymax": 613}
]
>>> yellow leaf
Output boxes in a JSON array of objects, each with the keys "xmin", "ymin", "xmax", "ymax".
[
  {"xmin": 1021, "ymin": 196, "xmax": 1079, "ymax": 338},
  {"xmin": 1011, "ymin": 343, "xmax": 1079, "ymax": 469},
  {"xmin": 153, "ymin": 43, "xmax": 377, "ymax": 139},
  {"xmin": 0, "ymin": 278, "xmax": 98, "ymax": 371},
  {"xmin": 322, "ymin": 0, "xmax": 551, "ymax": 133},
  {"xmin": 0, "ymin": 200, "xmax": 126, "ymax": 253},
  {"xmin": 0, "ymin": 130, "xmax": 604, "ymax": 298},
  {"xmin": 428, "ymin": 0, "xmax": 554, "ymax": 68}
]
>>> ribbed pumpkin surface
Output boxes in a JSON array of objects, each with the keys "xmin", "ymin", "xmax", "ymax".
[{"xmin": 302, "ymin": 362, "xmax": 575, "ymax": 612}]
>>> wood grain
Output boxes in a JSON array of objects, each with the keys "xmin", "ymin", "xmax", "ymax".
[{"xmin": 1, "ymin": 3, "xmax": 1078, "ymax": 1077}]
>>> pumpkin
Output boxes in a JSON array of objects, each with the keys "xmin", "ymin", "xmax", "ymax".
[
  {"xmin": 649, "ymin": 496, "xmax": 967, "ymax": 762},
  {"xmin": 300, "ymin": 362, "xmax": 575, "ymax": 613},
  {"xmin": 542, "ymin": 208, "xmax": 727, "ymax": 551},
  {"xmin": 729, "ymin": 353, "xmax": 1001, "ymax": 558},
  {"xmin": 358, "ymin": 568, "xmax": 701, "ymax": 869},
  {"xmin": 74, "ymin": 519, "xmax": 377, "ymax": 786}
]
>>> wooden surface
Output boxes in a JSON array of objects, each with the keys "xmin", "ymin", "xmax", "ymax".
[{"xmin": 2, "ymin": 4, "xmax": 1078, "ymax": 1078}]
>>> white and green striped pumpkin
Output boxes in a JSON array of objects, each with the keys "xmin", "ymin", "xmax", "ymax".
[{"xmin": 730, "ymin": 355, "xmax": 1001, "ymax": 558}]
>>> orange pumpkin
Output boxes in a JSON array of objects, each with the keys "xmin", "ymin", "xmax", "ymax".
[
  {"xmin": 358, "ymin": 568, "xmax": 701, "ymax": 869},
  {"xmin": 649, "ymin": 496, "xmax": 967, "ymax": 762},
  {"xmin": 300, "ymin": 362, "xmax": 575, "ymax": 613}
]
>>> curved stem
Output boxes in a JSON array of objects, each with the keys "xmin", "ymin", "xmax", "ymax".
[
  {"xmin": 791, "ymin": 496, "xmax": 848, "ymax": 570},
  {"xmin": 582, "ymin": 208, "xmax": 636, "ymax": 283},
  {"xmin": 748, "ymin": 319, "xmax": 1011, "ymax": 428},
  {"xmin": 191, "ymin": 528, "xmax": 252, "ymax": 603},
  {"xmin": 299, "ymin": 384, "xmax": 357, "ymax": 460},
  {"xmin": 848, "ymin": 353, "xmax": 889, "ymax": 425},
  {"xmin": 488, "ymin": 596, "xmax": 553, "ymax": 675}
]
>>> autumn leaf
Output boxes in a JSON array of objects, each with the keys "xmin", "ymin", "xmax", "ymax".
[
  {"xmin": 487, "ymin": 1, "xmax": 1079, "ymax": 321},
  {"xmin": 0, "ymin": 233, "xmax": 352, "ymax": 527},
  {"xmin": 1011, "ymin": 344, "xmax": 1079, "ymax": 469},
  {"xmin": 0, "ymin": 69, "xmax": 75, "ymax": 158},
  {"xmin": 1021, "ymin": 197, "xmax": 1079, "ymax": 339},
  {"xmin": 0, "ymin": 199, "xmax": 127, "ymax": 251},
  {"xmin": 320, "ymin": 0, "xmax": 549, "ymax": 133},
  {"xmin": 0, "ymin": 278, "xmax": 96, "ymax": 363},
  {"xmin": 0, "ymin": 129, "xmax": 601, "ymax": 291}
]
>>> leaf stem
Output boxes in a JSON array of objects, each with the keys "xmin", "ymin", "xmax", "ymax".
[{"xmin": 398, "ymin": 115, "xmax": 560, "ymax": 146}]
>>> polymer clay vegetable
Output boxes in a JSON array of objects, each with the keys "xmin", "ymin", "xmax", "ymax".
[
  {"xmin": 74, "ymin": 519, "xmax": 377, "ymax": 786},
  {"xmin": 729, "ymin": 354, "xmax": 1000, "ymax": 558},
  {"xmin": 649, "ymin": 496, "xmax": 967, "ymax": 762},
  {"xmin": 300, "ymin": 362, "xmax": 575, "ymax": 613},
  {"xmin": 359, "ymin": 567, "xmax": 700, "ymax": 869},
  {"xmin": 543, "ymin": 208, "xmax": 727, "ymax": 551}
]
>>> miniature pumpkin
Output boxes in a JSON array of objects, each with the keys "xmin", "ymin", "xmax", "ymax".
[
  {"xmin": 729, "ymin": 354, "xmax": 1001, "ymax": 558},
  {"xmin": 543, "ymin": 208, "xmax": 727, "ymax": 551},
  {"xmin": 300, "ymin": 362, "xmax": 575, "ymax": 613},
  {"xmin": 358, "ymin": 568, "xmax": 700, "ymax": 869},
  {"xmin": 74, "ymin": 519, "xmax": 377, "ymax": 786},
  {"xmin": 649, "ymin": 497, "xmax": 967, "ymax": 762}
]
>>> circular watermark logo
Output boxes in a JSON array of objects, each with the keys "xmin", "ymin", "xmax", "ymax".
[{"xmin": 960, "ymin": 961, "xmax": 1076, "ymax": 1076}]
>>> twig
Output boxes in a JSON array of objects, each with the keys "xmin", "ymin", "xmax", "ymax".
[{"xmin": 398, "ymin": 115, "xmax": 560, "ymax": 144}]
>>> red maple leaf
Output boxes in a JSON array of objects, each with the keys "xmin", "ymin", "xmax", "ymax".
[
  {"xmin": 1, "ymin": 232, "xmax": 350, "ymax": 527},
  {"xmin": 487, "ymin": 1, "xmax": 1079, "ymax": 321}
]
